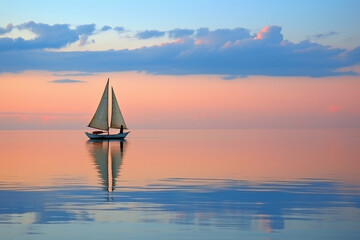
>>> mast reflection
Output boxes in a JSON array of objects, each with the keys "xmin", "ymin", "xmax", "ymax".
[{"xmin": 87, "ymin": 140, "xmax": 126, "ymax": 192}]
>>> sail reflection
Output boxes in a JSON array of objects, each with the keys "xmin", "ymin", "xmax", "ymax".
[{"xmin": 86, "ymin": 140, "xmax": 126, "ymax": 192}]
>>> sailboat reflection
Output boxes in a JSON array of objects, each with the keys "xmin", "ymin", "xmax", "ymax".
[{"xmin": 87, "ymin": 140, "xmax": 126, "ymax": 192}]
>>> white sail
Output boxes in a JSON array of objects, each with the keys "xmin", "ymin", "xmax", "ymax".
[
  {"xmin": 110, "ymin": 87, "xmax": 127, "ymax": 129},
  {"xmin": 88, "ymin": 79, "xmax": 109, "ymax": 131}
]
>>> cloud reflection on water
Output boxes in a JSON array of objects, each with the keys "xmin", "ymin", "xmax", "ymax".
[{"xmin": 0, "ymin": 177, "xmax": 359, "ymax": 232}]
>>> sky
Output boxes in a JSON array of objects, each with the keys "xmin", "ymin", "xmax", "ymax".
[{"xmin": 0, "ymin": 0, "xmax": 359, "ymax": 129}]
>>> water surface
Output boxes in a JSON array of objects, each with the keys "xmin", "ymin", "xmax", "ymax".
[{"xmin": 0, "ymin": 129, "xmax": 359, "ymax": 239}]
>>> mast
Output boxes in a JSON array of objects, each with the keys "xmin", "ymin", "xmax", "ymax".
[
  {"xmin": 88, "ymin": 79, "xmax": 110, "ymax": 131},
  {"xmin": 107, "ymin": 140, "xmax": 112, "ymax": 192}
]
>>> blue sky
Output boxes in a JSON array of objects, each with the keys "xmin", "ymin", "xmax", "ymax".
[
  {"xmin": 0, "ymin": 0, "xmax": 359, "ymax": 77},
  {"xmin": 1, "ymin": 0, "xmax": 359, "ymax": 47}
]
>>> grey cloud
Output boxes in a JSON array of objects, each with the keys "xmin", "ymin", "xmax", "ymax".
[
  {"xmin": 78, "ymin": 35, "xmax": 95, "ymax": 46},
  {"xmin": 0, "ymin": 24, "xmax": 359, "ymax": 77},
  {"xmin": 0, "ymin": 22, "xmax": 101, "ymax": 52},
  {"xmin": 195, "ymin": 27, "xmax": 252, "ymax": 47},
  {"xmin": 168, "ymin": 29, "xmax": 194, "ymax": 39},
  {"xmin": 114, "ymin": 26, "xmax": 125, "ymax": 33},
  {"xmin": 312, "ymin": 31, "xmax": 338, "ymax": 39},
  {"xmin": 0, "ymin": 23, "xmax": 13, "ymax": 35},
  {"xmin": 136, "ymin": 30, "xmax": 166, "ymax": 39},
  {"xmin": 49, "ymin": 79, "xmax": 86, "ymax": 83},
  {"xmin": 76, "ymin": 24, "xmax": 96, "ymax": 35},
  {"xmin": 101, "ymin": 25, "xmax": 112, "ymax": 31},
  {"xmin": 2, "ymin": 21, "xmax": 79, "ymax": 51}
]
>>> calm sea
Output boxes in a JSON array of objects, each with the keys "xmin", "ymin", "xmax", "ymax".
[{"xmin": 0, "ymin": 129, "xmax": 359, "ymax": 240}]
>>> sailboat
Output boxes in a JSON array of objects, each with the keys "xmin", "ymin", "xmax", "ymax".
[{"xmin": 85, "ymin": 78, "xmax": 130, "ymax": 140}]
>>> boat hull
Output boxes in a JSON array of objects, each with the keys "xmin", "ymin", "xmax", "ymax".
[{"xmin": 85, "ymin": 131, "xmax": 130, "ymax": 140}]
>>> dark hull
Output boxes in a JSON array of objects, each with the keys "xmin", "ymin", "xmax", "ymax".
[{"xmin": 85, "ymin": 132, "xmax": 130, "ymax": 140}]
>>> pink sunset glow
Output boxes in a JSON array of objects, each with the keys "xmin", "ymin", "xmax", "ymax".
[
  {"xmin": 329, "ymin": 105, "xmax": 342, "ymax": 113},
  {"xmin": 0, "ymin": 71, "xmax": 359, "ymax": 129}
]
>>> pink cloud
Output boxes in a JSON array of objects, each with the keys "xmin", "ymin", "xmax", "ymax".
[
  {"xmin": 222, "ymin": 41, "xmax": 232, "ymax": 49},
  {"xmin": 254, "ymin": 26, "xmax": 271, "ymax": 40},
  {"xmin": 195, "ymin": 39, "xmax": 208, "ymax": 45},
  {"xmin": 254, "ymin": 26, "xmax": 283, "ymax": 44}
]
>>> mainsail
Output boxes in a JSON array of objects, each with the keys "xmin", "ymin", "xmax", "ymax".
[
  {"xmin": 88, "ymin": 79, "xmax": 109, "ymax": 131},
  {"xmin": 110, "ymin": 87, "xmax": 127, "ymax": 129}
]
